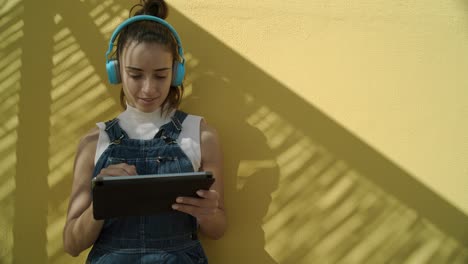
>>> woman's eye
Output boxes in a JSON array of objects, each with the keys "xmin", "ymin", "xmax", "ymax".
[
  {"xmin": 155, "ymin": 75, "xmax": 167, "ymax": 79},
  {"xmin": 129, "ymin": 75, "xmax": 142, "ymax": 79}
]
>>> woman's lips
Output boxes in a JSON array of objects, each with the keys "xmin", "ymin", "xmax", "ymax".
[{"xmin": 138, "ymin": 97, "xmax": 157, "ymax": 105}]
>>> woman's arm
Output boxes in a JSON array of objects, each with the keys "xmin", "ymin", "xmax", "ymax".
[
  {"xmin": 63, "ymin": 127, "xmax": 140, "ymax": 256},
  {"xmin": 172, "ymin": 119, "xmax": 227, "ymax": 239},
  {"xmin": 63, "ymin": 128, "xmax": 104, "ymax": 256}
]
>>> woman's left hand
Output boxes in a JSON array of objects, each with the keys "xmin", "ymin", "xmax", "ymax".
[{"xmin": 172, "ymin": 189, "xmax": 220, "ymax": 221}]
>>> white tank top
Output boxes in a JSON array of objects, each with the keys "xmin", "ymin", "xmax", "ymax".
[{"xmin": 94, "ymin": 105, "xmax": 202, "ymax": 171}]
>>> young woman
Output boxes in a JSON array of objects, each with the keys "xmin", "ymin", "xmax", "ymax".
[{"xmin": 62, "ymin": 1, "xmax": 226, "ymax": 262}]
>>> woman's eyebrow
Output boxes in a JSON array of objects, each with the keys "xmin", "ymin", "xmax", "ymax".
[{"xmin": 125, "ymin": 66, "xmax": 171, "ymax": 72}]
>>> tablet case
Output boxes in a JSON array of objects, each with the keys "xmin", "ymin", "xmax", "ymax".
[{"xmin": 92, "ymin": 171, "xmax": 214, "ymax": 220}]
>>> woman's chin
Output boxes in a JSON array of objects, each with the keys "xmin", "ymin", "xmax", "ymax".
[
  {"xmin": 135, "ymin": 99, "xmax": 161, "ymax": 112},
  {"xmin": 135, "ymin": 104, "xmax": 160, "ymax": 113}
]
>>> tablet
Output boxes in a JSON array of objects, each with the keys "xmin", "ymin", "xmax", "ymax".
[{"xmin": 92, "ymin": 171, "xmax": 214, "ymax": 220}]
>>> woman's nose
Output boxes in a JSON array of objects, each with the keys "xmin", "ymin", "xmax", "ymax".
[{"xmin": 141, "ymin": 77, "xmax": 156, "ymax": 94}]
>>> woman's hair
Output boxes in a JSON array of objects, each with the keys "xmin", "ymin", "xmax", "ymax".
[{"xmin": 116, "ymin": 0, "xmax": 183, "ymax": 115}]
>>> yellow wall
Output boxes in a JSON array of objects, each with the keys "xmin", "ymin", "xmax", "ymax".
[
  {"xmin": 170, "ymin": 0, "xmax": 468, "ymax": 217},
  {"xmin": 1, "ymin": 0, "xmax": 467, "ymax": 263}
]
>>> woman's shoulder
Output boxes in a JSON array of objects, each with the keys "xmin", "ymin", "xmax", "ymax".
[
  {"xmin": 76, "ymin": 127, "xmax": 100, "ymax": 156},
  {"xmin": 199, "ymin": 119, "xmax": 223, "ymax": 166},
  {"xmin": 81, "ymin": 127, "xmax": 100, "ymax": 141},
  {"xmin": 199, "ymin": 119, "xmax": 220, "ymax": 144},
  {"xmin": 182, "ymin": 112, "xmax": 202, "ymax": 123},
  {"xmin": 179, "ymin": 112, "xmax": 218, "ymax": 142},
  {"xmin": 178, "ymin": 111, "xmax": 202, "ymax": 129}
]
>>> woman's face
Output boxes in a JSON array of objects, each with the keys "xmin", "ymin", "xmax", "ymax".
[{"xmin": 120, "ymin": 41, "xmax": 173, "ymax": 113}]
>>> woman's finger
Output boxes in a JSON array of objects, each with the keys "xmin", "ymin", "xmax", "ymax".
[
  {"xmin": 175, "ymin": 196, "xmax": 216, "ymax": 208},
  {"xmin": 172, "ymin": 203, "xmax": 218, "ymax": 217},
  {"xmin": 98, "ymin": 163, "xmax": 137, "ymax": 176}
]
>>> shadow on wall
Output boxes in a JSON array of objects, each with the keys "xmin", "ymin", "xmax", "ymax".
[
  {"xmin": 170, "ymin": 5, "xmax": 468, "ymax": 264},
  {"xmin": 181, "ymin": 75, "xmax": 280, "ymax": 263},
  {"xmin": 2, "ymin": 0, "xmax": 468, "ymax": 263},
  {"xmin": 13, "ymin": 1, "xmax": 52, "ymax": 264}
]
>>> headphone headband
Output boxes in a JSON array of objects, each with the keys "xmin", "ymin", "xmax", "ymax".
[{"xmin": 105, "ymin": 15, "xmax": 184, "ymax": 63}]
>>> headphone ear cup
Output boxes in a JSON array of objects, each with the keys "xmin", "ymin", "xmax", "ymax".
[
  {"xmin": 171, "ymin": 61, "xmax": 185, "ymax": 86},
  {"xmin": 106, "ymin": 59, "xmax": 121, "ymax": 84}
]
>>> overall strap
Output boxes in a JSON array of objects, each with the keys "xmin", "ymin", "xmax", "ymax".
[
  {"xmin": 104, "ymin": 118, "xmax": 129, "ymax": 144},
  {"xmin": 154, "ymin": 110, "xmax": 188, "ymax": 142}
]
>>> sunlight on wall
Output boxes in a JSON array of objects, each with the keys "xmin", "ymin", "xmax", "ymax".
[{"xmin": 0, "ymin": 0, "xmax": 23, "ymax": 263}]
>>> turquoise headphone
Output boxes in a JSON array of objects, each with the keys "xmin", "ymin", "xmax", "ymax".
[{"xmin": 105, "ymin": 15, "xmax": 185, "ymax": 86}]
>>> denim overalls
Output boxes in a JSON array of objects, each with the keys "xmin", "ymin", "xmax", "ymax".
[{"xmin": 87, "ymin": 110, "xmax": 208, "ymax": 264}]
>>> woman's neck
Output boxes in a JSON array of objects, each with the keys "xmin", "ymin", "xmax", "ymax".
[{"xmin": 124, "ymin": 103, "xmax": 163, "ymax": 120}]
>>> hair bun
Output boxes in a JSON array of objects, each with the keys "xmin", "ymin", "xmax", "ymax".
[{"xmin": 134, "ymin": 0, "xmax": 168, "ymax": 19}]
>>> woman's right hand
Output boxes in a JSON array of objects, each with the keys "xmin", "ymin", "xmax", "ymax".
[{"xmin": 97, "ymin": 163, "xmax": 137, "ymax": 177}]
